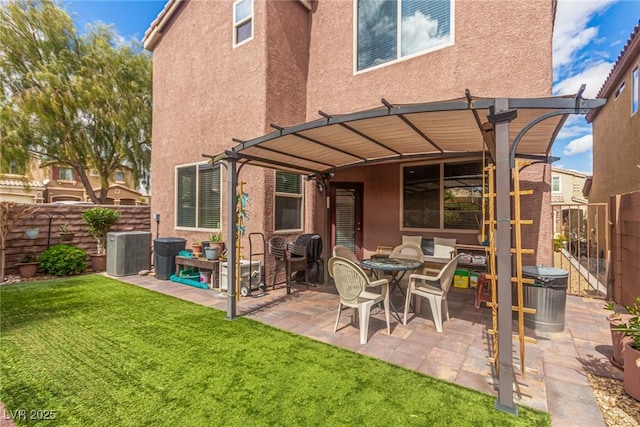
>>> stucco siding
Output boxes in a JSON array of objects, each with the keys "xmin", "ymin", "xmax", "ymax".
[
  {"xmin": 305, "ymin": 0, "xmax": 553, "ymax": 116},
  {"xmin": 590, "ymin": 53, "xmax": 640, "ymax": 204},
  {"xmin": 151, "ymin": 0, "xmax": 269, "ymax": 240},
  {"xmin": 148, "ymin": 0, "xmax": 555, "ymax": 265}
]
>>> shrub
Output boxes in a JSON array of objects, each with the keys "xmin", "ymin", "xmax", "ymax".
[
  {"xmin": 553, "ymin": 234, "xmax": 568, "ymax": 252},
  {"xmin": 40, "ymin": 245, "xmax": 87, "ymax": 276}
]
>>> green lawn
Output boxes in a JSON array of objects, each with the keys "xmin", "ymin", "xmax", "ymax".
[{"xmin": 0, "ymin": 276, "xmax": 550, "ymax": 426}]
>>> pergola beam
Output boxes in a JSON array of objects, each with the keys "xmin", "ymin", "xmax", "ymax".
[{"xmin": 489, "ymin": 98, "xmax": 517, "ymax": 415}]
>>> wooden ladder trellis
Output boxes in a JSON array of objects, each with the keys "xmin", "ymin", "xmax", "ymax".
[{"xmin": 484, "ymin": 161, "xmax": 538, "ymax": 377}]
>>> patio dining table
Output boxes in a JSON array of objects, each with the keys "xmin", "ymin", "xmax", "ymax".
[{"xmin": 360, "ymin": 257, "xmax": 423, "ymax": 322}]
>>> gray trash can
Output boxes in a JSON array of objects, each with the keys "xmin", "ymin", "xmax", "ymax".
[
  {"xmin": 154, "ymin": 237, "xmax": 186, "ymax": 280},
  {"xmin": 516, "ymin": 266, "xmax": 569, "ymax": 333}
]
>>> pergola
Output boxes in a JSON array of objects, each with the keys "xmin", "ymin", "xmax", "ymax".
[{"xmin": 209, "ymin": 89, "xmax": 604, "ymax": 414}]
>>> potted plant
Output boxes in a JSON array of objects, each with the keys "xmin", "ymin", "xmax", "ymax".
[
  {"xmin": 604, "ymin": 302, "xmax": 631, "ymax": 369},
  {"xmin": 616, "ymin": 297, "xmax": 640, "ymax": 401},
  {"xmin": 209, "ymin": 232, "xmax": 225, "ymax": 251},
  {"xmin": 17, "ymin": 253, "xmax": 39, "ymax": 278},
  {"xmin": 82, "ymin": 207, "xmax": 120, "ymax": 272},
  {"xmin": 25, "ymin": 225, "xmax": 40, "ymax": 240},
  {"xmin": 191, "ymin": 239, "xmax": 203, "ymax": 257},
  {"xmin": 59, "ymin": 222, "xmax": 75, "ymax": 242},
  {"xmin": 204, "ymin": 233, "xmax": 223, "ymax": 261}
]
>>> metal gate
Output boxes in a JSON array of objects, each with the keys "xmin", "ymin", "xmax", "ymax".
[{"xmin": 552, "ymin": 203, "xmax": 609, "ymax": 298}]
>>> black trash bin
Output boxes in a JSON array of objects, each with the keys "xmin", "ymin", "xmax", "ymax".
[
  {"xmin": 516, "ymin": 266, "xmax": 569, "ymax": 332},
  {"xmin": 154, "ymin": 237, "xmax": 186, "ymax": 280}
]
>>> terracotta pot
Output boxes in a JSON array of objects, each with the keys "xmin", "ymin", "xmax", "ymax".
[
  {"xmin": 623, "ymin": 342, "xmax": 640, "ymax": 401},
  {"xmin": 18, "ymin": 262, "xmax": 38, "ymax": 278},
  {"xmin": 90, "ymin": 254, "xmax": 106, "ymax": 272},
  {"xmin": 191, "ymin": 244, "xmax": 203, "ymax": 257},
  {"xmin": 609, "ymin": 314, "xmax": 631, "ymax": 369},
  {"xmin": 209, "ymin": 242, "xmax": 225, "ymax": 255}
]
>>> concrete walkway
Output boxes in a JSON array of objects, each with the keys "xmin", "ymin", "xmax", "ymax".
[{"xmin": 115, "ymin": 273, "xmax": 620, "ymax": 427}]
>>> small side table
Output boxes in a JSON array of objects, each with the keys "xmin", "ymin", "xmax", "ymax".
[{"xmin": 175, "ymin": 256, "xmax": 220, "ymax": 289}]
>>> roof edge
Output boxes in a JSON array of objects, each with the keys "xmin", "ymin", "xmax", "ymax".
[
  {"xmin": 142, "ymin": 0, "xmax": 183, "ymax": 51},
  {"xmin": 587, "ymin": 20, "xmax": 640, "ymax": 122}
]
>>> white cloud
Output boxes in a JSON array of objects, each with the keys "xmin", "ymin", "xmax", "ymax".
[
  {"xmin": 563, "ymin": 134, "xmax": 593, "ymax": 156},
  {"xmin": 401, "ymin": 11, "xmax": 449, "ymax": 56},
  {"xmin": 556, "ymin": 115, "xmax": 591, "ymax": 139},
  {"xmin": 553, "ymin": 60, "xmax": 613, "ymax": 97},
  {"xmin": 553, "ymin": 0, "xmax": 616, "ymax": 74}
]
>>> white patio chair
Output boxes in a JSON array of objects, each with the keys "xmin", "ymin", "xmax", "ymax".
[
  {"xmin": 332, "ymin": 245, "xmax": 360, "ymax": 264},
  {"xmin": 403, "ymin": 254, "xmax": 461, "ymax": 332},
  {"xmin": 328, "ymin": 257, "xmax": 390, "ymax": 344},
  {"xmin": 389, "ymin": 242, "xmax": 424, "ymax": 262}
]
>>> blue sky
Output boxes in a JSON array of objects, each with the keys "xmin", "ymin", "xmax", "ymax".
[{"xmin": 62, "ymin": 0, "xmax": 639, "ymax": 175}]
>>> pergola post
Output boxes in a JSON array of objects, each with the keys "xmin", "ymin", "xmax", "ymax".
[
  {"xmin": 490, "ymin": 98, "xmax": 518, "ymax": 415},
  {"xmin": 226, "ymin": 157, "xmax": 238, "ymax": 320}
]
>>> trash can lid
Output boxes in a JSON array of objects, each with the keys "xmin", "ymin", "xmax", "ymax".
[
  {"xmin": 522, "ymin": 266, "xmax": 568, "ymax": 278},
  {"xmin": 154, "ymin": 237, "xmax": 186, "ymax": 244}
]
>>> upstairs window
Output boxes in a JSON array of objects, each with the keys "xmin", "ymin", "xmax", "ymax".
[
  {"xmin": 614, "ymin": 81, "xmax": 625, "ymax": 100},
  {"xmin": 9, "ymin": 160, "xmax": 25, "ymax": 175},
  {"xmin": 115, "ymin": 171, "xmax": 125, "ymax": 182},
  {"xmin": 633, "ymin": 67, "xmax": 638, "ymax": 115},
  {"xmin": 552, "ymin": 176, "xmax": 561, "ymax": 193},
  {"xmin": 233, "ymin": 0, "xmax": 253, "ymax": 46},
  {"xmin": 356, "ymin": 0, "xmax": 453, "ymax": 72},
  {"xmin": 59, "ymin": 167, "xmax": 74, "ymax": 181},
  {"xmin": 176, "ymin": 163, "xmax": 221, "ymax": 230},
  {"xmin": 275, "ymin": 171, "xmax": 303, "ymax": 231}
]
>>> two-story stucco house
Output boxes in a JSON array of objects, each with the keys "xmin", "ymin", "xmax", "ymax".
[
  {"xmin": 550, "ymin": 167, "xmax": 588, "ymax": 238},
  {"xmin": 586, "ymin": 21, "xmax": 640, "ymax": 204},
  {"xmin": 144, "ymin": 0, "xmax": 561, "ymax": 271},
  {"xmin": 585, "ymin": 21, "xmax": 640, "ymax": 306}
]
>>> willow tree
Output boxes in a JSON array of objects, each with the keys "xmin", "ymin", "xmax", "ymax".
[{"xmin": 0, "ymin": 0, "xmax": 151, "ymax": 203}]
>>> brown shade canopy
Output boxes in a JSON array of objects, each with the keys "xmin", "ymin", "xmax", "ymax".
[{"xmin": 211, "ymin": 93, "xmax": 604, "ymax": 175}]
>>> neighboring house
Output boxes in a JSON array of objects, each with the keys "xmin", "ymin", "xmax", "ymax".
[
  {"xmin": 0, "ymin": 157, "xmax": 46, "ymax": 204},
  {"xmin": 550, "ymin": 167, "xmax": 588, "ymax": 238},
  {"xmin": 0, "ymin": 152, "xmax": 147, "ymax": 205},
  {"xmin": 585, "ymin": 21, "xmax": 640, "ymax": 306},
  {"xmin": 44, "ymin": 164, "xmax": 147, "ymax": 205},
  {"xmin": 586, "ymin": 21, "xmax": 640, "ymax": 203},
  {"xmin": 143, "ymin": 0, "xmax": 557, "ymax": 266}
]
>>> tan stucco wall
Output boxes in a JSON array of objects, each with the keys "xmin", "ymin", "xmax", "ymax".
[
  {"xmin": 150, "ymin": 0, "xmax": 269, "ymax": 243},
  {"xmin": 305, "ymin": 0, "xmax": 553, "ymax": 115},
  {"xmin": 149, "ymin": 0, "xmax": 554, "ymax": 265},
  {"xmin": 590, "ymin": 53, "xmax": 640, "ymax": 203}
]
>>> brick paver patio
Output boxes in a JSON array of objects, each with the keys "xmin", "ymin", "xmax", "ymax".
[{"xmin": 115, "ymin": 273, "xmax": 621, "ymax": 427}]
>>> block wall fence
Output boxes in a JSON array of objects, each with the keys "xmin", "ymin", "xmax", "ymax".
[{"xmin": 3, "ymin": 204, "xmax": 151, "ymax": 275}]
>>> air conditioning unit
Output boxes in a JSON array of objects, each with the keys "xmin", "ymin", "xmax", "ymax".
[{"xmin": 106, "ymin": 231, "xmax": 151, "ymax": 277}]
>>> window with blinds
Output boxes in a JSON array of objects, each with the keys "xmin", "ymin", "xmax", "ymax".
[
  {"xmin": 356, "ymin": 0, "xmax": 452, "ymax": 71},
  {"xmin": 402, "ymin": 160, "xmax": 484, "ymax": 230},
  {"xmin": 335, "ymin": 188, "xmax": 357, "ymax": 252},
  {"xmin": 275, "ymin": 171, "xmax": 303, "ymax": 231},
  {"xmin": 176, "ymin": 163, "xmax": 221, "ymax": 229}
]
